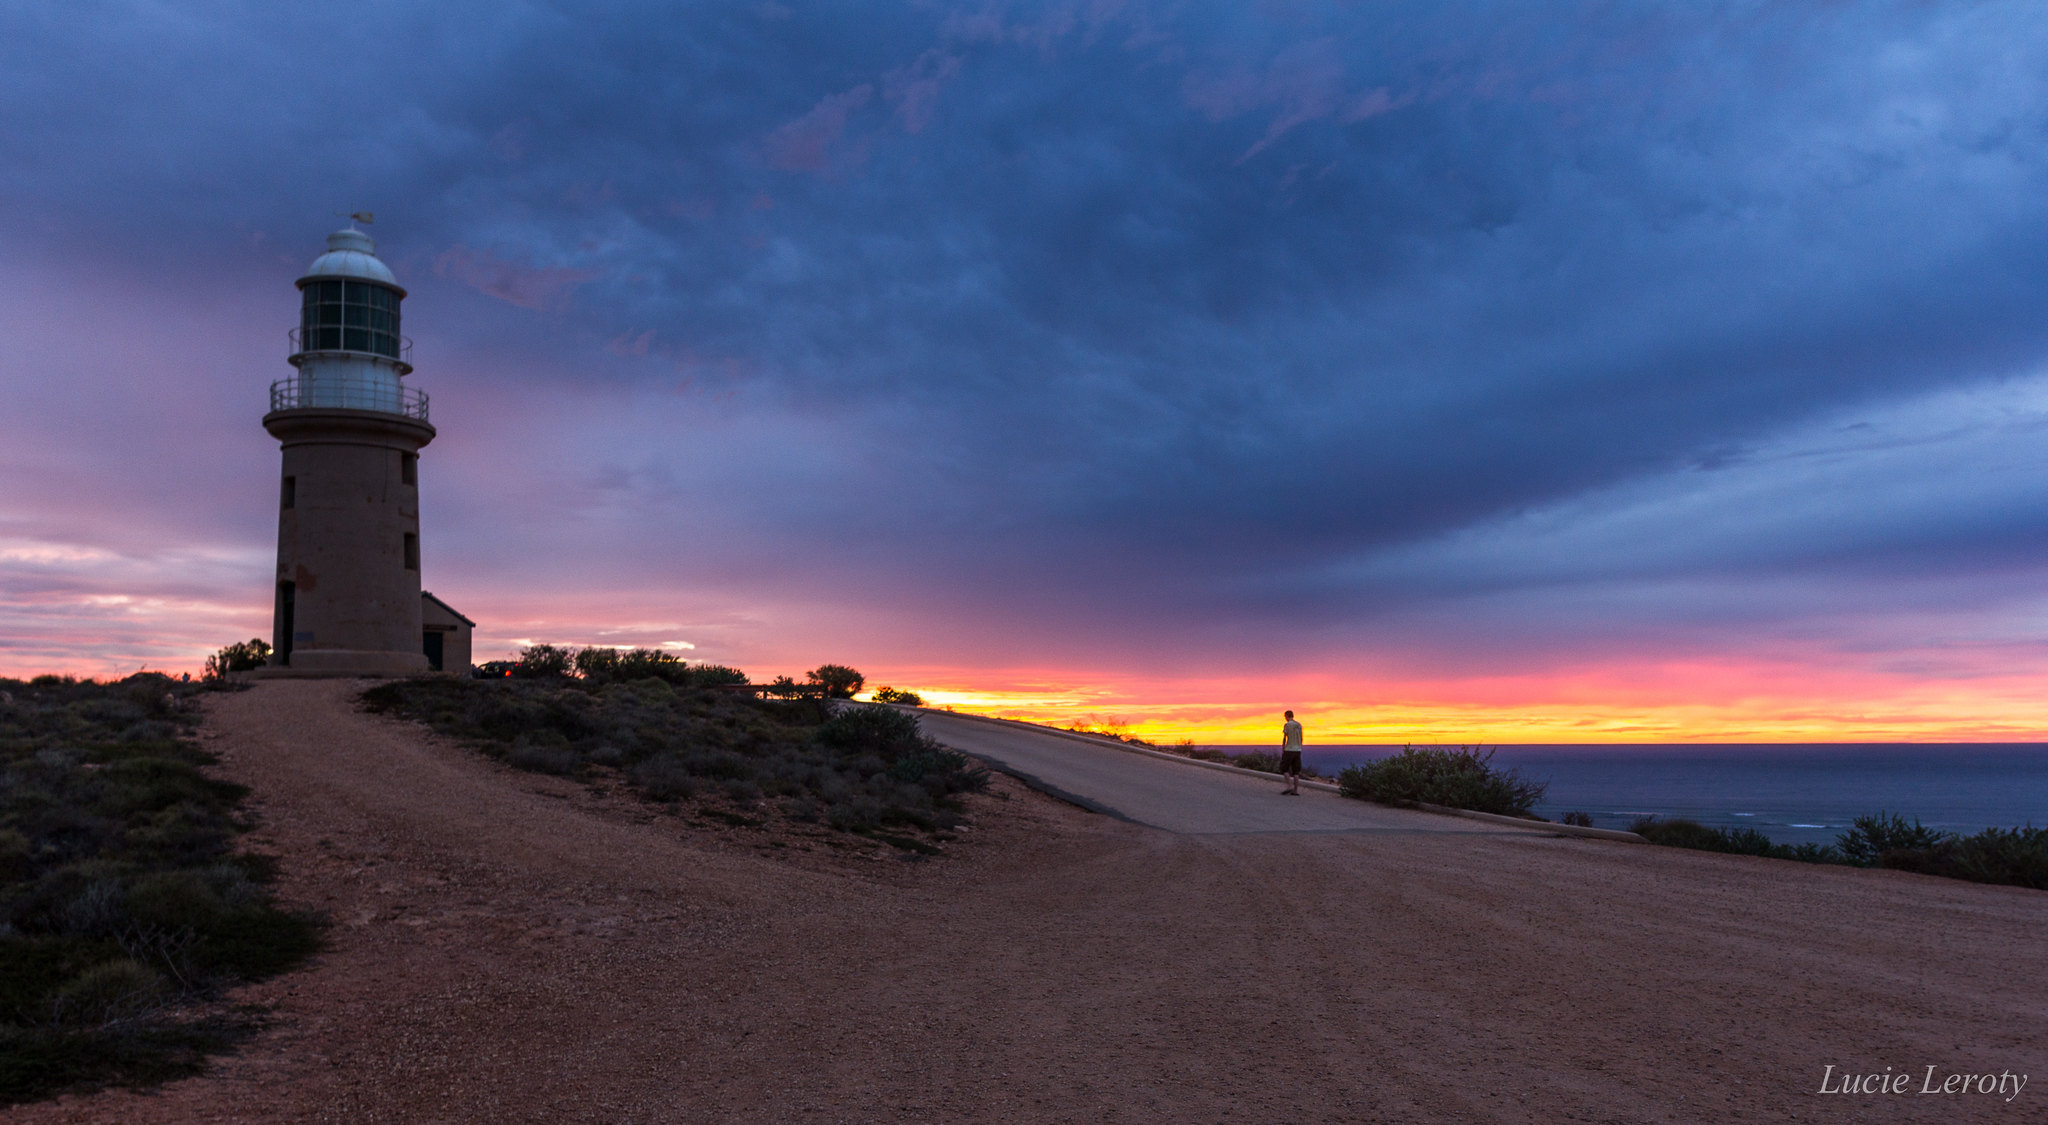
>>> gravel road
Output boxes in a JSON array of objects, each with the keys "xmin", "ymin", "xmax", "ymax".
[
  {"xmin": 913, "ymin": 710, "xmax": 1547, "ymax": 836},
  {"xmin": 8, "ymin": 680, "xmax": 2041, "ymax": 1124}
]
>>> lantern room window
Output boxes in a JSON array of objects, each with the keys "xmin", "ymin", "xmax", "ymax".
[{"xmin": 300, "ymin": 280, "xmax": 402, "ymax": 358}]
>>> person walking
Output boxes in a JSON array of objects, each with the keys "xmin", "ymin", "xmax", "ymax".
[{"xmin": 1279, "ymin": 710, "xmax": 1304, "ymax": 795}]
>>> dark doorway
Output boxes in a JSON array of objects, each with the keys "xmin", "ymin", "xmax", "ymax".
[
  {"xmin": 278, "ymin": 582, "xmax": 296, "ymax": 662},
  {"xmin": 423, "ymin": 630, "xmax": 444, "ymax": 672}
]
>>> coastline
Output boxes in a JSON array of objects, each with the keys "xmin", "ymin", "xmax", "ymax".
[{"xmin": 1199, "ymin": 741, "xmax": 2048, "ymax": 844}]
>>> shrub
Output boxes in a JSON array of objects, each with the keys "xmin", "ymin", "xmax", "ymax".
[
  {"xmin": 1873, "ymin": 825, "xmax": 2048, "ymax": 889},
  {"xmin": 871, "ymin": 687, "xmax": 923, "ymax": 706},
  {"xmin": 1561, "ymin": 811, "xmax": 1593, "ymax": 827},
  {"xmin": 360, "ymin": 682, "xmax": 985, "ymax": 843},
  {"xmin": 506, "ymin": 738, "xmax": 579, "ymax": 776},
  {"xmin": 1222, "ymin": 750, "xmax": 1317, "ymax": 777},
  {"xmin": 626, "ymin": 756, "xmax": 696, "ymax": 801},
  {"xmin": 1337, "ymin": 746, "xmax": 1546, "ymax": 817},
  {"xmin": 1938, "ymin": 826, "xmax": 2048, "ymax": 889},
  {"xmin": 828, "ymin": 797, "xmax": 884, "ymax": 831},
  {"xmin": 48, "ymin": 960, "xmax": 167, "ymax": 1029},
  {"xmin": 1630, "ymin": 818, "xmax": 1796, "ymax": 858},
  {"xmin": 572, "ymin": 647, "xmax": 621, "ymax": 681},
  {"xmin": 562, "ymin": 648, "xmax": 747, "ymax": 688},
  {"xmin": 512, "ymin": 645, "xmax": 574, "ymax": 679},
  {"xmin": 817, "ymin": 706, "xmax": 925, "ymax": 755},
  {"xmin": 806, "ymin": 664, "xmax": 865, "ymax": 699},
  {"xmin": 0, "ymin": 675, "xmax": 318, "ymax": 1105},
  {"xmin": 688, "ymin": 664, "xmax": 749, "ymax": 687},
  {"xmin": 201, "ymin": 639, "xmax": 270, "ymax": 681},
  {"xmin": 612, "ymin": 648, "xmax": 678, "ymax": 681},
  {"xmin": 1634, "ymin": 809, "xmax": 2048, "ymax": 891},
  {"xmin": 1836, "ymin": 812, "xmax": 1952, "ymax": 867}
]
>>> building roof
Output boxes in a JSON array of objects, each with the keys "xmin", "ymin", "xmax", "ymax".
[
  {"xmin": 421, "ymin": 590, "xmax": 476, "ymax": 627},
  {"xmin": 301, "ymin": 227, "xmax": 402, "ymax": 290}
]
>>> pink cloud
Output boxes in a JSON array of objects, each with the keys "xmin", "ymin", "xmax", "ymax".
[
  {"xmin": 607, "ymin": 329, "xmax": 654, "ymax": 357},
  {"xmin": 1182, "ymin": 41, "xmax": 1413, "ymax": 162},
  {"xmin": 1342, "ymin": 86, "xmax": 1411, "ymax": 122},
  {"xmin": 762, "ymin": 84, "xmax": 874, "ymax": 172},
  {"xmin": 432, "ymin": 245, "xmax": 600, "ymax": 311},
  {"xmin": 884, "ymin": 51, "xmax": 963, "ymax": 135}
]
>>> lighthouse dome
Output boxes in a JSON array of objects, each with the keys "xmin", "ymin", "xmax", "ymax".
[{"xmin": 301, "ymin": 228, "xmax": 401, "ymax": 290}]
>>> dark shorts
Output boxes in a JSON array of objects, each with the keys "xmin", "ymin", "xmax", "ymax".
[{"xmin": 1280, "ymin": 750, "xmax": 1302, "ymax": 775}]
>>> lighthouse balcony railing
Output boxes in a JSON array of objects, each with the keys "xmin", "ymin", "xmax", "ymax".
[
  {"xmin": 269, "ymin": 373, "xmax": 430, "ymax": 422},
  {"xmin": 288, "ymin": 328, "xmax": 414, "ymax": 373}
]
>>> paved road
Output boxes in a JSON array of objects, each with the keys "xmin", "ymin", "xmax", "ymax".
[{"xmin": 915, "ymin": 710, "xmax": 1541, "ymax": 837}]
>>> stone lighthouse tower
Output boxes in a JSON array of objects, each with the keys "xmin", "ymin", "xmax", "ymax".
[{"xmin": 262, "ymin": 225, "xmax": 436, "ymax": 675}]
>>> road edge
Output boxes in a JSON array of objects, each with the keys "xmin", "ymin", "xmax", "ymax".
[{"xmin": 899, "ymin": 705, "xmax": 1648, "ymax": 844}]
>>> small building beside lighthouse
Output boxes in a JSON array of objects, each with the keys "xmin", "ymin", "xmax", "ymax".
[{"xmin": 260, "ymin": 224, "xmax": 471, "ymax": 675}]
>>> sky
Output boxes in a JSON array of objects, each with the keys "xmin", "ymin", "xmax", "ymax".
[{"xmin": 5, "ymin": 1, "xmax": 2048, "ymax": 741}]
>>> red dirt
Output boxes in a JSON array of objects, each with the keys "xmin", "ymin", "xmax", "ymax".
[{"xmin": 7, "ymin": 680, "xmax": 2042, "ymax": 1123}]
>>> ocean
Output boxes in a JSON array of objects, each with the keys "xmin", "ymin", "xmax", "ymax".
[{"xmin": 1211, "ymin": 743, "xmax": 2048, "ymax": 845}]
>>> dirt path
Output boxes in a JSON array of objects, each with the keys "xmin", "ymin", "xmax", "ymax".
[{"xmin": 7, "ymin": 680, "xmax": 2043, "ymax": 1123}]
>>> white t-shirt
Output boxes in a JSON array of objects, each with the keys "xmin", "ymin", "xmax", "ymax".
[{"xmin": 1281, "ymin": 719, "xmax": 1303, "ymax": 751}]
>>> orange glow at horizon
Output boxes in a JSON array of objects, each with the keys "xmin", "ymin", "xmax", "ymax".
[
  {"xmin": 9, "ymin": 582, "xmax": 2048, "ymax": 745},
  {"xmin": 886, "ymin": 659, "xmax": 2048, "ymax": 744}
]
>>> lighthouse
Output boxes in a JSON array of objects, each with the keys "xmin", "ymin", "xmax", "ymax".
[{"xmin": 260, "ymin": 224, "xmax": 443, "ymax": 675}]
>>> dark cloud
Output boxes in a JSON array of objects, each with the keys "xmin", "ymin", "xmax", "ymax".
[{"xmin": 6, "ymin": 0, "xmax": 2048, "ymax": 672}]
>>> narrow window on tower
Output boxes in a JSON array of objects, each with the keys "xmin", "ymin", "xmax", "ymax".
[
  {"xmin": 281, "ymin": 476, "xmax": 296, "ymax": 509},
  {"xmin": 403, "ymin": 532, "xmax": 420, "ymax": 571},
  {"xmin": 401, "ymin": 453, "xmax": 417, "ymax": 486}
]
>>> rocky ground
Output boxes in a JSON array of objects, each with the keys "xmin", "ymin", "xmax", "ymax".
[{"xmin": 6, "ymin": 679, "xmax": 2041, "ymax": 1123}]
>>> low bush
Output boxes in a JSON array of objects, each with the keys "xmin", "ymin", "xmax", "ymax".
[
  {"xmin": 1337, "ymin": 746, "xmax": 1546, "ymax": 817},
  {"xmin": 1153, "ymin": 739, "xmax": 1323, "ymax": 777},
  {"xmin": 1068, "ymin": 718, "xmax": 1153, "ymax": 745},
  {"xmin": 871, "ymin": 687, "xmax": 923, "ymax": 706},
  {"xmin": 1932, "ymin": 826, "xmax": 2048, "ymax": 889},
  {"xmin": 1221, "ymin": 750, "xmax": 1322, "ymax": 778},
  {"xmin": 1629, "ymin": 817, "xmax": 1815, "ymax": 859},
  {"xmin": 1836, "ymin": 811, "xmax": 1951, "ymax": 867},
  {"xmin": 201, "ymin": 639, "xmax": 270, "ymax": 681},
  {"xmin": 1870, "ymin": 824, "xmax": 2048, "ymax": 890},
  {"xmin": 361, "ymin": 680, "xmax": 985, "ymax": 842},
  {"xmin": 533, "ymin": 645, "xmax": 748, "ymax": 688},
  {"xmin": 1627, "ymin": 810, "xmax": 2047, "ymax": 890},
  {"xmin": 806, "ymin": 665, "xmax": 865, "ymax": 699},
  {"xmin": 512, "ymin": 644, "xmax": 574, "ymax": 679},
  {"xmin": 0, "ymin": 674, "xmax": 318, "ymax": 1105}
]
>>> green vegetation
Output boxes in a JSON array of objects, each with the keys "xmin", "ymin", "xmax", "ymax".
[
  {"xmin": 0, "ymin": 674, "xmax": 319, "ymax": 1106},
  {"xmin": 1219, "ymin": 750, "xmax": 1324, "ymax": 778},
  {"xmin": 1632, "ymin": 810, "xmax": 2048, "ymax": 890},
  {"xmin": 1880, "ymin": 825, "xmax": 2048, "ymax": 888},
  {"xmin": 359, "ymin": 674, "xmax": 988, "ymax": 838},
  {"xmin": 1336, "ymin": 746, "xmax": 1546, "ymax": 818},
  {"xmin": 506, "ymin": 644, "xmax": 749, "ymax": 687},
  {"xmin": 1629, "ymin": 817, "xmax": 1841, "ymax": 862},
  {"xmin": 871, "ymin": 687, "xmax": 923, "ymax": 706},
  {"xmin": 1164, "ymin": 740, "xmax": 1326, "ymax": 779},
  {"xmin": 201, "ymin": 638, "xmax": 270, "ymax": 681},
  {"xmin": 1069, "ymin": 718, "xmax": 1145, "ymax": 744},
  {"xmin": 806, "ymin": 664, "xmax": 865, "ymax": 699}
]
